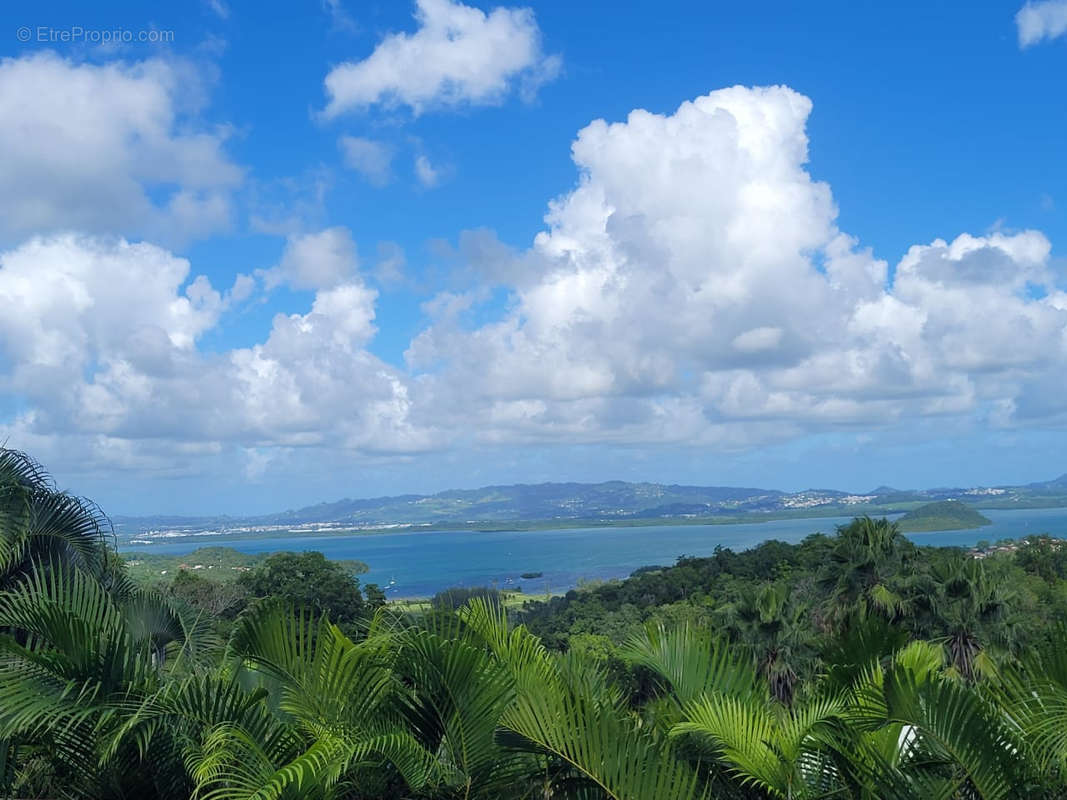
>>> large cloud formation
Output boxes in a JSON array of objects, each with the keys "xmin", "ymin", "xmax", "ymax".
[
  {"xmin": 2, "ymin": 84, "xmax": 1065, "ymax": 479},
  {"xmin": 0, "ymin": 234, "xmax": 435, "ymax": 473},
  {"xmin": 408, "ymin": 86, "xmax": 1066, "ymax": 448},
  {"xmin": 0, "ymin": 53, "xmax": 242, "ymax": 244}
]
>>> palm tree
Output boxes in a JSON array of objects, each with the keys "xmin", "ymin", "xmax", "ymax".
[
  {"xmin": 134, "ymin": 597, "xmax": 710, "ymax": 800},
  {"xmin": 0, "ymin": 564, "xmax": 1045, "ymax": 800},
  {"xmin": 995, "ymin": 625, "xmax": 1067, "ymax": 792},
  {"xmin": 628, "ymin": 621, "xmax": 1025, "ymax": 799},
  {"xmin": 0, "ymin": 448, "xmax": 215, "ymax": 798},
  {"xmin": 0, "ymin": 560, "xmax": 217, "ymax": 798},
  {"xmin": 818, "ymin": 517, "xmax": 915, "ymax": 628},
  {"xmin": 856, "ymin": 649, "xmax": 1023, "ymax": 799},
  {"xmin": 625, "ymin": 621, "xmax": 846, "ymax": 799},
  {"xmin": 180, "ymin": 600, "xmax": 434, "ymax": 799},
  {"xmin": 916, "ymin": 554, "xmax": 1018, "ymax": 681},
  {"xmin": 0, "ymin": 448, "xmax": 118, "ymax": 590},
  {"xmin": 0, "ymin": 439, "xmax": 710, "ymax": 800},
  {"xmin": 0, "ymin": 453, "xmax": 1054, "ymax": 799},
  {"xmin": 458, "ymin": 600, "xmax": 709, "ymax": 800},
  {"xmin": 716, "ymin": 582, "xmax": 815, "ymax": 706}
]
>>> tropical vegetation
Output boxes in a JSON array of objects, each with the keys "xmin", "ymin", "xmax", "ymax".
[
  {"xmin": 895, "ymin": 500, "xmax": 992, "ymax": 532},
  {"xmin": 6, "ymin": 448, "xmax": 1067, "ymax": 798}
]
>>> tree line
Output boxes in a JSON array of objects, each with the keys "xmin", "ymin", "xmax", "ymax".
[{"xmin": 519, "ymin": 516, "xmax": 1067, "ymax": 702}]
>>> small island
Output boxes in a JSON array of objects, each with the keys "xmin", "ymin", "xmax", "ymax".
[
  {"xmin": 896, "ymin": 500, "xmax": 992, "ymax": 532},
  {"xmin": 520, "ymin": 571, "xmax": 544, "ymax": 579}
]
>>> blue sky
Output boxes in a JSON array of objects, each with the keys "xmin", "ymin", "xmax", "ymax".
[{"xmin": 1, "ymin": 0, "xmax": 1066, "ymax": 515}]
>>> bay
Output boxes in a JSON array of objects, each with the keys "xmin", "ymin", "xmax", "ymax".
[{"xmin": 122, "ymin": 507, "xmax": 1067, "ymax": 598}]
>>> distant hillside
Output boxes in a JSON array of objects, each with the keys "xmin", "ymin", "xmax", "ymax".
[
  {"xmin": 897, "ymin": 501, "xmax": 992, "ymax": 532},
  {"xmin": 1028, "ymin": 474, "xmax": 1067, "ymax": 492},
  {"xmin": 249, "ymin": 481, "xmax": 786, "ymax": 526},
  {"xmin": 112, "ymin": 472, "xmax": 1067, "ymax": 539}
]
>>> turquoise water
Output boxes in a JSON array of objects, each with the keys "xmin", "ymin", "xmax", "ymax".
[{"xmin": 123, "ymin": 507, "xmax": 1067, "ymax": 598}]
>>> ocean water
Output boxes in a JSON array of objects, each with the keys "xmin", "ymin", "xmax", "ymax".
[{"xmin": 122, "ymin": 507, "xmax": 1067, "ymax": 598}]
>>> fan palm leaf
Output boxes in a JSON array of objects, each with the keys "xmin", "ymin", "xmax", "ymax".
[{"xmin": 0, "ymin": 449, "xmax": 113, "ymax": 588}]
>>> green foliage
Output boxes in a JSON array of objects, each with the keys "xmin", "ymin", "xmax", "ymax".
[
  {"xmin": 714, "ymin": 581, "xmax": 816, "ymax": 705},
  {"xmin": 122, "ymin": 546, "xmax": 271, "ymax": 584},
  {"xmin": 10, "ymin": 447, "xmax": 1067, "ymax": 799},
  {"xmin": 238, "ymin": 551, "xmax": 373, "ymax": 637},
  {"xmin": 1015, "ymin": 536, "xmax": 1067, "ymax": 583},
  {"xmin": 0, "ymin": 448, "xmax": 117, "ymax": 590},
  {"xmin": 819, "ymin": 516, "xmax": 915, "ymax": 624},
  {"xmin": 429, "ymin": 584, "xmax": 502, "ymax": 611},
  {"xmin": 919, "ymin": 554, "xmax": 1024, "ymax": 679},
  {"xmin": 168, "ymin": 569, "xmax": 250, "ymax": 619},
  {"xmin": 897, "ymin": 500, "xmax": 992, "ymax": 532}
]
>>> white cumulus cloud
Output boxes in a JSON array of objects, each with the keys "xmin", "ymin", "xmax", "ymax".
[
  {"xmin": 322, "ymin": 0, "xmax": 560, "ymax": 117},
  {"xmin": 1017, "ymin": 0, "xmax": 1067, "ymax": 46},
  {"xmin": 0, "ymin": 234, "xmax": 437, "ymax": 471},
  {"xmin": 408, "ymin": 86, "xmax": 1067, "ymax": 447},
  {"xmin": 5, "ymin": 85, "xmax": 1067, "ymax": 482},
  {"xmin": 0, "ymin": 52, "xmax": 242, "ymax": 244},
  {"xmin": 260, "ymin": 227, "xmax": 361, "ymax": 291}
]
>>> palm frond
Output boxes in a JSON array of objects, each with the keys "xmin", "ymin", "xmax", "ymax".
[{"xmin": 621, "ymin": 622, "xmax": 761, "ymax": 707}]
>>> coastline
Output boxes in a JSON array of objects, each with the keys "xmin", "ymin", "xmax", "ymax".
[{"xmin": 116, "ymin": 499, "xmax": 1063, "ymax": 548}]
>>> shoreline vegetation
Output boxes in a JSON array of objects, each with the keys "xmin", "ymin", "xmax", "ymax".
[{"xmin": 120, "ymin": 534, "xmax": 1055, "ymax": 605}]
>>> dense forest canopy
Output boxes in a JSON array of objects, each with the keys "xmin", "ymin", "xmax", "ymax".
[{"xmin": 6, "ymin": 448, "xmax": 1067, "ymax": 799}]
